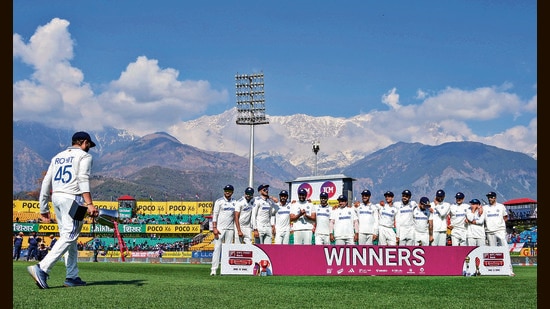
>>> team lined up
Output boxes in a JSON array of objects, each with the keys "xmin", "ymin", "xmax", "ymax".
[{"xmin": 209, "ymin": 184, "xmax": 509, "ymax": 275}]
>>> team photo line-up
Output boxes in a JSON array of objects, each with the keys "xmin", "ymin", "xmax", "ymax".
[
  {"xmin": 21, "ymin": 130, "xmax": 513, "ymax": 286},
  {"xmin": 208, "ymin": 183, "xmax": 510, "ymax": 276}
]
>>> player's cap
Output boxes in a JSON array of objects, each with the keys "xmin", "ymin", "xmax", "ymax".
[
  {"xmin": 72, "ymin": 131, "xmax": 96, "ymax": 148},
  {"xmin": 436, "ymin": 189, "xmax": 446, "ymax": 197},
  {"xmin": 298, "ymin": 188, "xmax": 307, "ymax": 195},
  {"xmin": 486, "ymin": 191, "xmax": 497, "ymax": 198},
  {"xmin": 337, "ymin": 194, "xmax": 348, "ymax": 201},
  {"xmin": 257, "ymin": 184, "xmax": 269, "ymax": 191},
  {"xmin": 419, "ymin": 197, "xmax": 430, "ymax": 205},
  {"xmin": 469, "ymin": 198, "xmax": 481, "ymax": 204},
  {"xmin": 383, "ymin": 191, "xmax": 394, "ymax": 197},
  {"xmin": 244, "ymin": 187, "xmax": 254, "ymax": 195},
  {"xmin": 279, "ymin": 190, "xmax": 289, "ymax": 196},
  {"xmin": 361, "ymin": 189, "xmax": 371, "ymax": 196},
  {"xmin": 402, "ymin": 190, "xmax": 412, "ymax": 197},
  {"xmin": 223, "ymin": 184, "xmax": 234, "ymax": 191},
  {"xmin": 320, "ymin": 192, "xmax": 329, "ymax": 199},
  {"xmin": 455, "ymin": 192, "xmax": 465, "ymax": 199}
]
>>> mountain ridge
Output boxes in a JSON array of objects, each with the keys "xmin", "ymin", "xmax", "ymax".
[{"xmin": 13, "ymin": 119, "xmax": 537, "ymax": 202}]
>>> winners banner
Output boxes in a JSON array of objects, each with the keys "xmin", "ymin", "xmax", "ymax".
[{"xmin": 221, "ymin": 244, "xmax": 513, "ymax": 276}]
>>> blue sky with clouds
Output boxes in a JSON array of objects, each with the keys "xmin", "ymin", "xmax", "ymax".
[{"xmin": 13, "ymin": 1, "xmax": 537, "ymax": 157}]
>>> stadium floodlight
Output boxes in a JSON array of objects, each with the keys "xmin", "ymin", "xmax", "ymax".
[
  {"xmin": 235, "ymin": 72, "xmax": 269, "ymax": 187},
  {"xmin": 312, "ymin": 140, "xmax": 320, "ymax": 176}
]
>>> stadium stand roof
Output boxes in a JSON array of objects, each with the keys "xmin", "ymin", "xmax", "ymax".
[
  {"xmin": 503, "ymin": 198, "xmax": 537, "ymax": 206},
  {"xmin": 117, "ymin": 195, "xmax": 135, "ymax": 200}
]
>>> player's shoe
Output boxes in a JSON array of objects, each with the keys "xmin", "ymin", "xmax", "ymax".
[
  {"xmin": 210, "ymin": 270, "xmax": 216, "ymax": 276},
  {"xmin": 27, "ymin": 264, "xmax": 49, "ymax": 289},
  {"xmin": 64, "ymin": 277, "xmax": 87, "ymax": 287}
]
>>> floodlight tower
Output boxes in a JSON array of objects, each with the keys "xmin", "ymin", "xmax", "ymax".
[
  {"xmin": 235, "ymin": 72, "xmax": 269, "ymax": 187},
  {"xmin": 312, "ymin": 140, "xmax": 320, "ymax": 176}
]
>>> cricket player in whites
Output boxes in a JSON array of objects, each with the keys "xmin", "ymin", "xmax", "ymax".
[
  {"xmin": 378, "ymin": 191, "xmax": 398, "ymax": 245},
  {"xmin": 330, "ymin": 195, "xmax": 359, "ymax": 245},
  {"xmin": 413, "ymin": 197, "xmax": 434, "ymax": 246},
  {"xmin": 483, "ymin": 191, "xmax": 515, "ymax": 276},
  {"xmin": 483, "ymin": 191, "xmax": 509, "ymax": 246},
  {"xmin": 448, "ymin": 192, "xmax": 469, "ymax": 246},
  {"xmin": 395, "ymin": 189, "xmax": 417, "ymax": 246},
  {"xmin": 234, "ymin": 187, "xmax": 255, "ymax": 244},
  {"xmin": 290, "ymin": 188, "xmax": 317, "ymax": 244},
  {"xmin": 354, "ymin": 189, "xmax": 379, "ymax": 245},
  {"xmin": 431, "ymin": 189, "xmax": 451, "ymax": 246},
  {"xmin": 210, "ymin": 184, "xmax": 237, "ymax": 276},
  {"xmin": 314, "ymin": 192, "xmax": 332, "ymax": 245},
  {"xmin": 28, "ymin": 131, "xmax": 99, "ymax": 289},
  {"xmin": 274, "ymin": 190, "xmax": 292, "ymax": 244},
  {"xmin": 252, "ymin": 184, "xmax": 278, "ymax": 244}
]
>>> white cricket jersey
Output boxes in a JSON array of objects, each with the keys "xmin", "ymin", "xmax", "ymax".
[
  {"xmin": 274, "ymin": 202, "xmax": 292, "ymax": 232},
  {"xmin": 330, "ymin": 207, "xmax": 358, "ymax": 239},
  {"xmin": 212, "ymin": 196, "xmax": 237, "ymax": 230},
  {"xmin": 483, "ymin": 203, "xmax": 508, "ymax": 232},
  {"xmin": 378, "ymin": 203, "xmax": 397, "ymax": 228},
  {"xmin": 291, "ymin": 201, "xmax": 316, "ymax": 231},
  {"xmin": 252, "ymin": 197, "xmax": 276, "ymax": 231},
  {"xmin": 39, "ymin": 146, "xmax": 93, "ymax": 213},
  {"xmin": 466, "ymin": 208, "xmax": 486, "ymax": 239},
  {"xmin": 234, "ymin": 196, "xmax": 254, "ymax": 228},
  {"xmin": 355, "ymin": 203, "xmax": 379, "ymax": 234},
  {"xmin": 413, "ymin": 206, "xmax": 433, "ymax": 233},
  {"xmin": 395, "ymin": 201, "xmax": 417, "ymax": 233},
  {"xmin": 431, "ymin": 201, "xmax": 451, "ymax": 232},
  {"xmin": 315, "ymin": 204, "xmax": 332, "ymax": 235},
  {"xmin": 449, "ymin": 203, "xmax": 470, "ymax": 230}
]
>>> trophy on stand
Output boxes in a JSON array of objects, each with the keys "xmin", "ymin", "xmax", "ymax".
[
  {"xmin": 97, "ymin": 209, "xmax": 129, "ymax": 262},
  {"xmin": 475, "ymin": 257, "xmax": 481, "ymax": 276},
  {"xmin": 463, "ymin": 256, "xmax": 470, "ymax": 276}
]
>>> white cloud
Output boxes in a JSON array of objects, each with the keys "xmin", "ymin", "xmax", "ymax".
[
  {"xmin": 13, "ymin": 18, "xmax": 229, "ymax": 135},
  {"xmin": 381, "ymin": 87, "xmax": 400, "ymax": 110}
]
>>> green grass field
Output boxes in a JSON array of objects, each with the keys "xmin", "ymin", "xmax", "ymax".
[{"xmin": 13, "ymin": 262, "xmax": 537, "ymax": 309}]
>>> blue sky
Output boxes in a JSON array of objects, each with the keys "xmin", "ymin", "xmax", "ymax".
[{"xmin": 13, "ymin": 1, "xmax": 537, "ymax": 157}]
